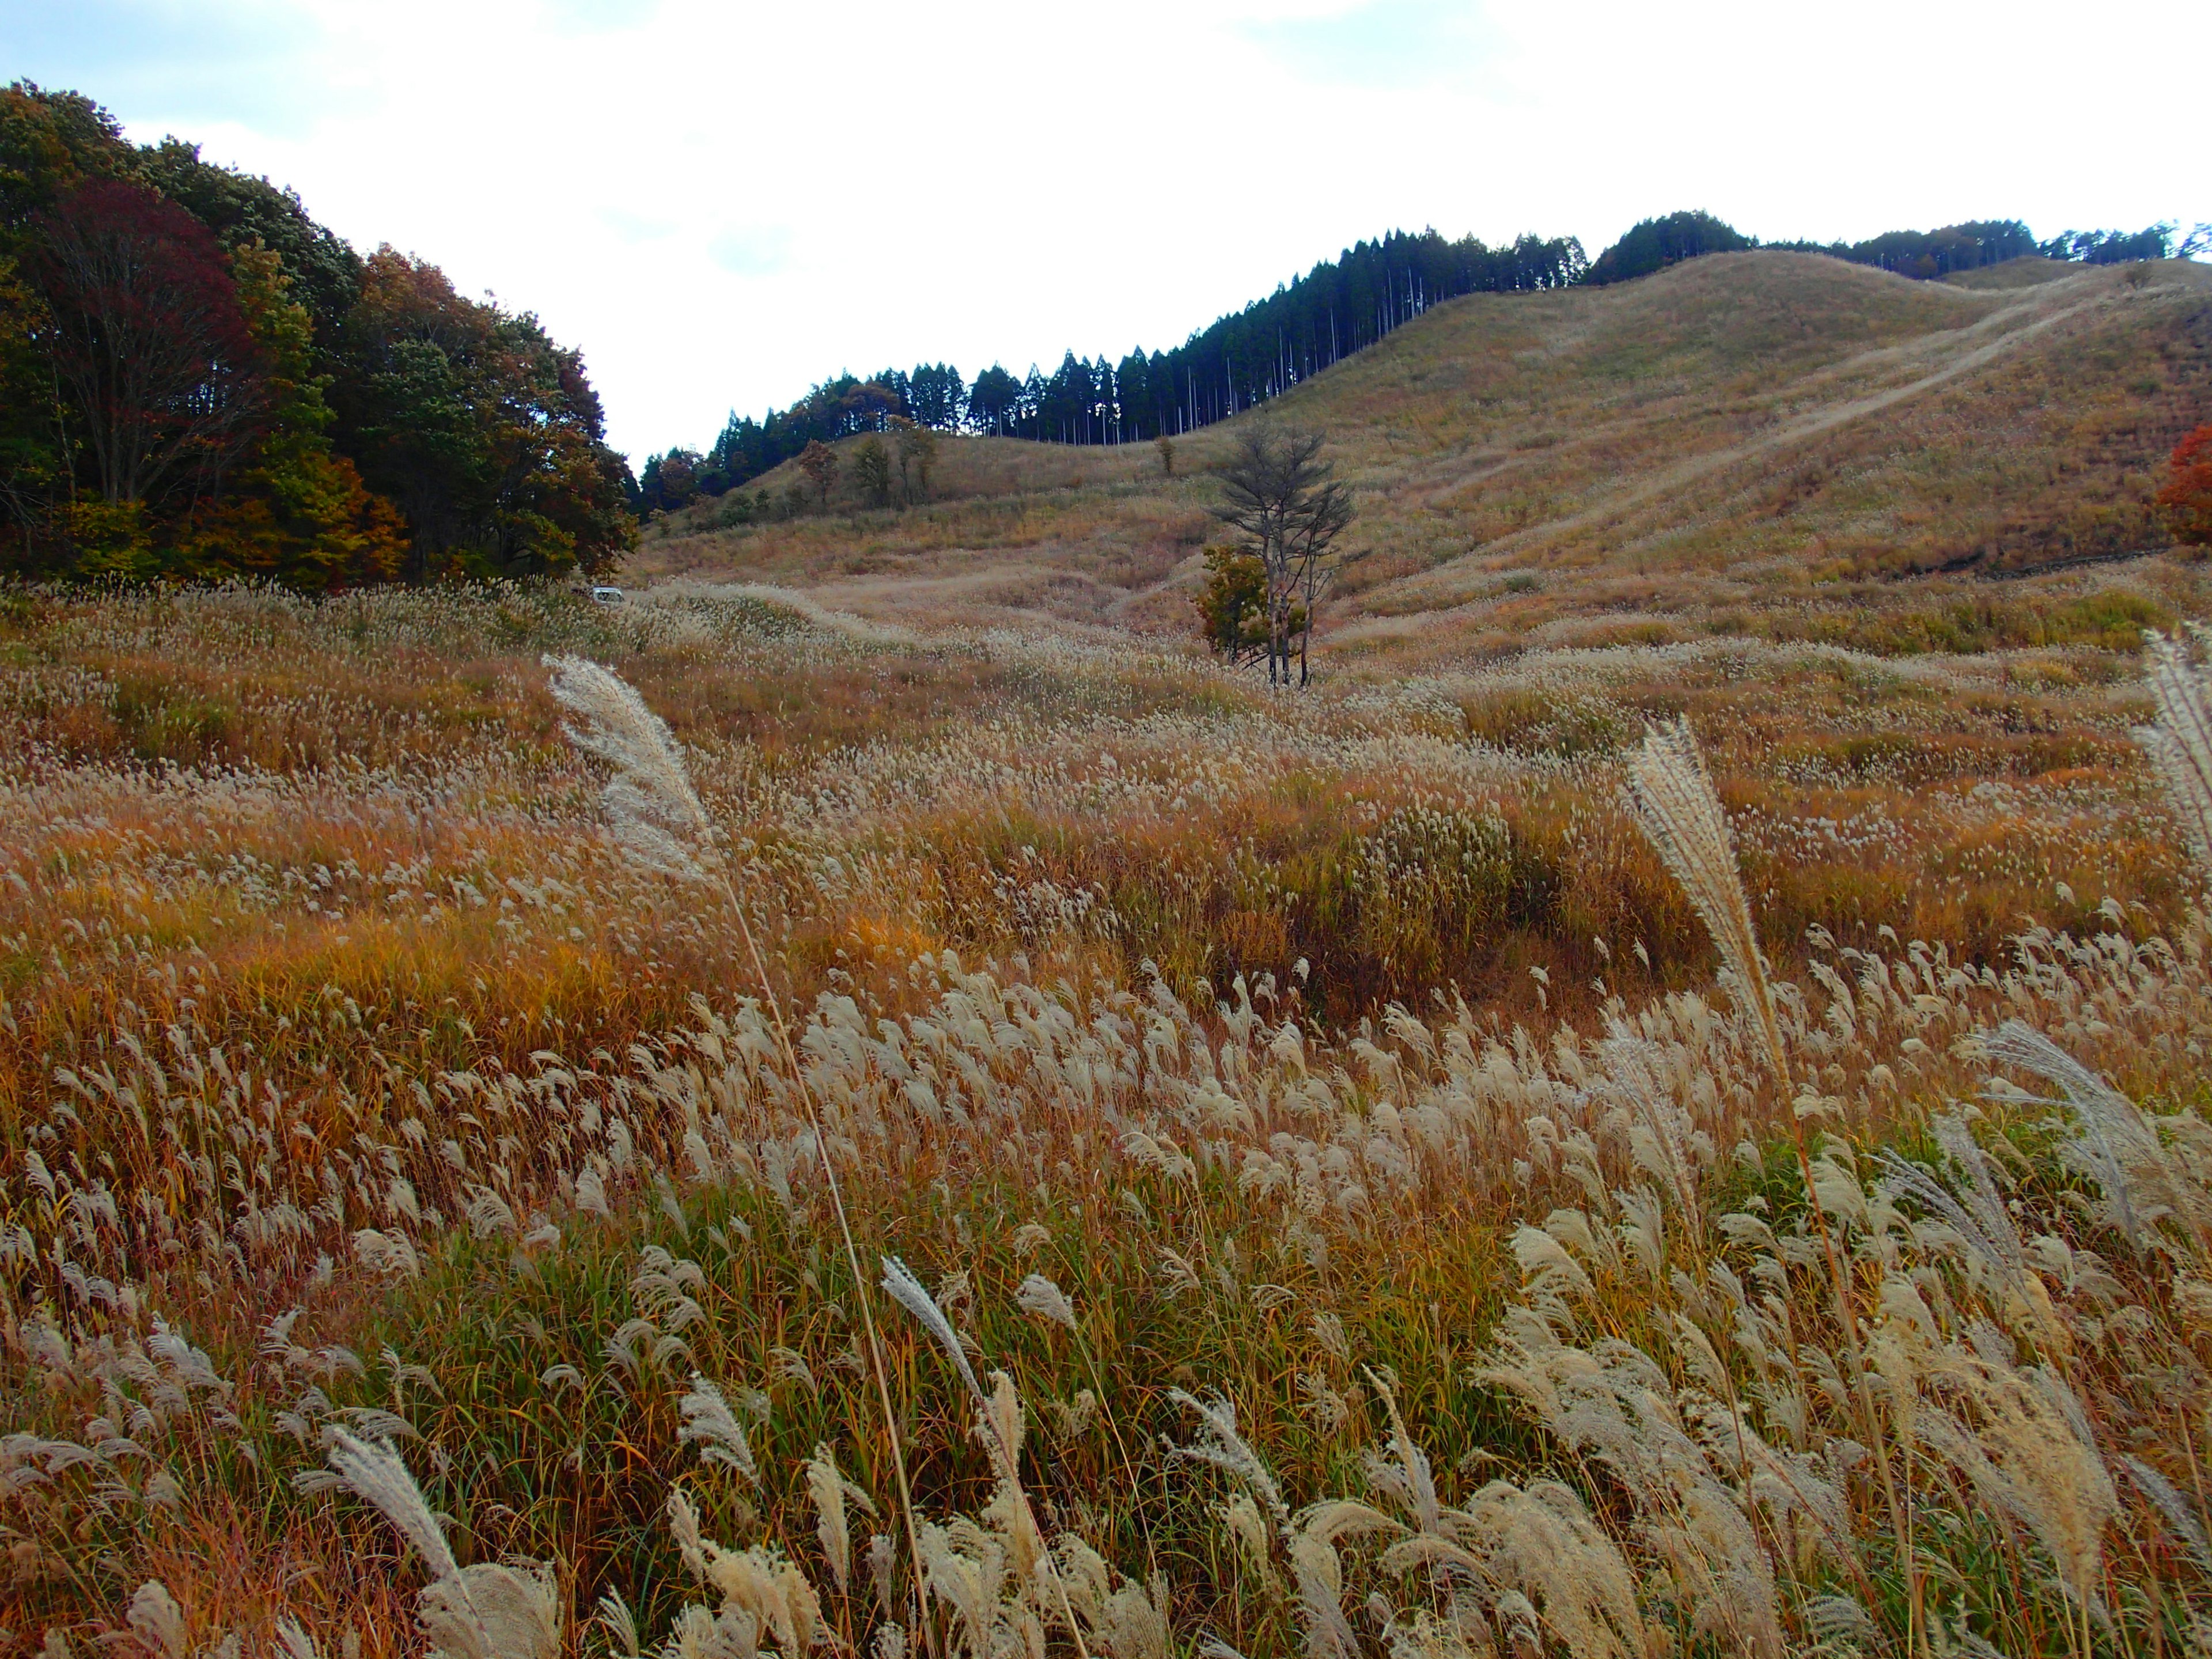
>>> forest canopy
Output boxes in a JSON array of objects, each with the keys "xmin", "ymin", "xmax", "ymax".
[
  {"xmin": 0, "ymin": 83, "xmax": 635, "ymax": 586},
  {"xmin": 1591, "ymin": 209, "xmax": 2199, "ymax": 286}
]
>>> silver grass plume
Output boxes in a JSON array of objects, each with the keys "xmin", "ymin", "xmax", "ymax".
[
  {"xmin": 1169, "ymin": 1388, "xmax": 1292, "ymax": 1539},
  {"xmin": 807, "ymin": 1442, "xmax": 876, "ymax": 1594},
  {"xmin": 543, "ymin": 654, "xmax": 715, "ymax": 880},
  {"xmin": 1914, "ymin": 1355, "xmax": 2116, "ymax": 1613},
  {"xmin": 1629, "ymin": 719, "xmax": 1916, "ymax": 1608},
  {"xmin": 2122, "ymin": 1456, "xmax": 2212, "ymax": 1571},
  {"xmin": 127, "ymin": 1582, "xmax": 185, "ymax": 1659},
  {"xmin": 549, "ymin": 656, "xmax": 930, "ymax": 1627},
  {"xmin": 323, "ymin": 1430, "xmax": 560, "ymax": 1659},
  {"xmin": 2135, "ymin": 626, "xmax": 2212, "ymax": 878},
  {"xmin": 1874, "ymin": 1112, "xmax": 2057, "ymax": 1342},
  {"xmin": 1982, "ymin": 1018, "xmax": 2150, "ymax": 1249},
  {"xmin": 1624, "ymin": 717, "xmax": 1787, "ymax": 1081},
  {"xmin": 881, "ymin": 1255, "xmax": 986, "ymax": 1407},
  {"xmin": 594, "ymin": 1589, "xmax": 642, "ymax": 1659},
  {"xmin": 881, "ymin": 1257, "xmax": 1093, "ymax": 1658},
  {"xmin": 326, "ymin": 1428, "xmax": 460, "ymax": 1581},
  {"xmin": 1016, "ymin": 1273, "xmax": 1078, "ymax": 1331},
  {"xmin": 1359, "ymin": 1368, "xmax": 1440, "ymax": 1539},
  {"xmin": 676, "ymin": 1374, "xmax": 759, "ymax": 1482}
]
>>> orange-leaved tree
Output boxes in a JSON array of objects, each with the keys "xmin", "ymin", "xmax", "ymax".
[{"xmin": 2158, "ymin": 423, "xmax": 2212, "ymax": 551}]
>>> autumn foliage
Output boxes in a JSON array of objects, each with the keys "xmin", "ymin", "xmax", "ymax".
[
  {"xmin": 0, "ymin": 82, "xmax": 634, "ymax": 586},
  {"xmin": 2158, "ymin": 422, "xmax": 2212, "ymax": 550}
]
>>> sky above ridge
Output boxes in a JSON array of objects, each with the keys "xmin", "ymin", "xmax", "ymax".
[{"xmin": 6, "ymin": 0, "xmax": 2203, "ymax": 463}]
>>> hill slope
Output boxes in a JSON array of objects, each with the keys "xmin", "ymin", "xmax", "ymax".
[{"xmin": 641, "ymin": 252, "xmax": 2211, "ymax": 659}]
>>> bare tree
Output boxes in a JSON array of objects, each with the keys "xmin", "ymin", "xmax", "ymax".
[{"xmin": 1211, "ymin": 423, "xmax": 1354, "ymax": 686}]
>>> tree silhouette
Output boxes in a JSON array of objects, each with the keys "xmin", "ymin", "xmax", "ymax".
[
  {"xmin": 893, "ymin": 418, "xmax": 937, "ymax": 500},
  {"xmin": 1213, "ymin": 424, "xmax": 1354, "ymax": 687},
  {"xmin": 853, "ymin": 434, "xmax": 892, "ymax": 506}
]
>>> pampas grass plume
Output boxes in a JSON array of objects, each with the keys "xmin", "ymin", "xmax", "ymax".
[
  {"xmin": 326, "ymin": 1429, "xmax": 460, "ymax": 1581},
  {"xmin": 808, "ymin": 1444, "xmax": 858, "ymax": 1593},
  {"xmin": 1016, "ymin": 1273, "xmax": 1078, "ymax": 1330},
  {"xmin": 126, "ymin": 1582, "xmax": 185, "ymax": 1659},
  {"xmin": 676, "ymin": 1374, "xmax": 760, "ymax": 1483},
  {"xmin": 2136, "ymin": 626, "xmax": 2212, "ymax": 878},
  {"xmin": 543, "ymin": 654, "xmax": 714, "ymax": 880},
  {"xmin": 882, "ymin": 1254, "xmax": 986, "ymax": 1407},
  {"xmin": 1624, "ymin": 717, "xmax": 1787, "ymax": 1081}
]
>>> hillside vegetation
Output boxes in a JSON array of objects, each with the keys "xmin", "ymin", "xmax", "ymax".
[{"xmin": 645, "ymin": 252, "xmax": 2211, "ymax": 661}]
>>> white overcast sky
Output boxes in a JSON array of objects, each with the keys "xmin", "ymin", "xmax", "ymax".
[{"xmin": 6, "ymin": 0, "xmax": 2203, "ymax": 463}]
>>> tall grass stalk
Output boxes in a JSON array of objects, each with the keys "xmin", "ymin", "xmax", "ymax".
[
  {"xmin": 879, "ymin": 1258, "xmax": 1094, "ymax": 1659},
  {"xmin": 1017, "ymin": 1271, "xmax": 1160, "ymax": 1574},
  {"xmin": 544, "ymin": 654, "xmax": 934, "ymax": 1652},
  {"xmin": 2137, "ymin": 626, "xmax": 2212, "ymax": 876},
  {"xmin": 1625, "ymin": 716, "xmax": 1925, "ymax": 1658}
]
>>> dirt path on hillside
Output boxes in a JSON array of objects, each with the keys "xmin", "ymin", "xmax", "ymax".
[{"xmin": 1353, "ymin": 273, "xmax": 2127, "ymax": 618}]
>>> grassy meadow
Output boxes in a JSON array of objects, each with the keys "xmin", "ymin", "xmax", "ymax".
[{"xmin": 4, "ymin": 567, "xmax": 2212, "ymax": 1659}]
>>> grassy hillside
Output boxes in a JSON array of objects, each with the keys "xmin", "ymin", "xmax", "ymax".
[{"xmin": 641, "ymin": 252, "xmax": 2211, "ymax": 660}]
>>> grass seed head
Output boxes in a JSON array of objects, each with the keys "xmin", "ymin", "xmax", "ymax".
[
  {"xmin": 2136, "ymin": 626, "xmax": 2212, "ymax": 879},
  {"xmin": 324, "ymin": 1429, "xmax": 461, "ymax": 1582},
  {"xmin": 1014, "ymin": 1272, "xmax": 1078, "ymax": 1330},
  {"xmin": 543, "ymin": 654, "xmax": 715, "ymax": 880},
  {"xmin": 1623, "ymin": 717, "xmax": 1786, "ymax": 1080}
]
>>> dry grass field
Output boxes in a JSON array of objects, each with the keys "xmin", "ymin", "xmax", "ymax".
[{"xmin": 5, "ymin": 247, "xmax": 2212, "ymax": 1659}]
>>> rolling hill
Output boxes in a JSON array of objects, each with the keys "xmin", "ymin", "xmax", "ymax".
[{"xmin": 640, "ymin": 251, "xmax": 2211, "ymax": 661}]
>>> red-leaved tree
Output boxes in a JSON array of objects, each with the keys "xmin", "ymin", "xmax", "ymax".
[
  {"xmin": 2159, "ymin": 424, "xmax": 2212, "ymax": 551},
  {"xmin": 26, "ymin": 178, "xmax": 270, "ymax": 509}
]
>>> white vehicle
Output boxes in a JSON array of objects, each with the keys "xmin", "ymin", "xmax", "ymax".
[{"xmin": 588, "ymin": 585, "xmax": 626, "ymax": 605}]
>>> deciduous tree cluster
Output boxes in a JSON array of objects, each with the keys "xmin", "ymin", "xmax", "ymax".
[
  {"xmin": 1594, "ymin": 209, "xmax": 2198, "ymax": 286},
  {"xmin": 2159, "ymin": 424, "xmax": 2212, "ymax": 552},
  {"xmin": 0, "ymin": 84, "xmax": 635, "ymax": 586}
]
